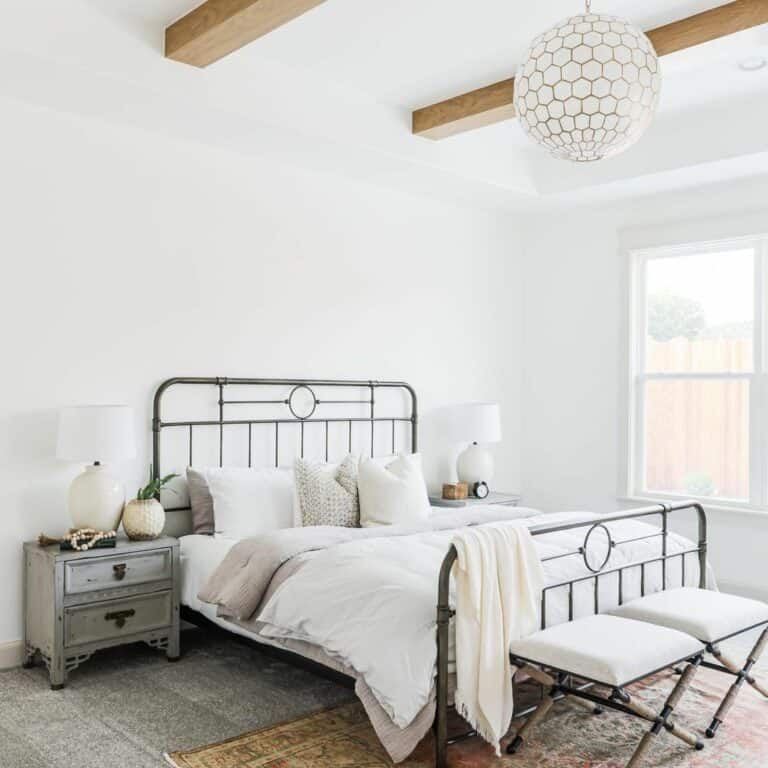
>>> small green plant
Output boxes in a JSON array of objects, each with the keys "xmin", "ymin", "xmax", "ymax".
[{"xmin": 136, "ymin": 464, "xmax": 179, "ymax": 501}]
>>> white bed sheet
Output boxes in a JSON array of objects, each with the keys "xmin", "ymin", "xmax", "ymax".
[{"xmin": 180, "ymin": 534, "xmax": 244, "ymax": 628}]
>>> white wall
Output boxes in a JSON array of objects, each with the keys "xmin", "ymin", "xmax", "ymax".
[
  {"xmin": 0, "ymin": 99, "xmax": 523, "ymax": 653},
  {"xmin": 520, "ymin": 177, "xmax": 768, "ymax": 600}
]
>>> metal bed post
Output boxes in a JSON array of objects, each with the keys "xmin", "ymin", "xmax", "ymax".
[{"xmin": 435, "ymin": 545, "xmax": 457, "ymax": 768}]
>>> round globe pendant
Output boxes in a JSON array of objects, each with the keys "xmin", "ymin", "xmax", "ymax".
[{"xmin": 515, "ymin": 11, "xmax": 661, "ymax": 162}]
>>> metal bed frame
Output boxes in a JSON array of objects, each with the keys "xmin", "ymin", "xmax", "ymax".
[
  {"xmin": 435, "ymin": 500, "xmax": 708, "ymax": 768},
  {"xmin": 152, "ymin": 377, "xmax": 709, "ymax": 768}
]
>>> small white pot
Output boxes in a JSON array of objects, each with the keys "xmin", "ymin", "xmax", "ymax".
[{"xmin": 122, "ymin": 498, "xmax": 165, "ymax": 541}]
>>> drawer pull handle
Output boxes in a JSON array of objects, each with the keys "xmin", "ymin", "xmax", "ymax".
[
  {"xmin": 104, "ymin": 609, "xmax": 135, "ymax": 629},
  {"xmin": 113, "ymin": 564, "xmax": 127, "ymax": 581}
]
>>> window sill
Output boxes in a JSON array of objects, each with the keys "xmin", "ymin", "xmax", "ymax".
[{"xmin": 618, "ymin": 495, "xmax": 768, "ymax": 520}]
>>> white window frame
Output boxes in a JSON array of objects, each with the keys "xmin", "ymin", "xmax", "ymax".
[{"xmin": 626, "ymin": 235, "xmax": 768, "ymax": 512}]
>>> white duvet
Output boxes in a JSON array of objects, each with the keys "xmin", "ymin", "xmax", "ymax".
[{"xmin": 256, "ymin": 510, "xmax": 711, "ymax": 730}]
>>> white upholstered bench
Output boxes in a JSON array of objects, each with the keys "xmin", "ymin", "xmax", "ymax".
[
  {"xmin": 507, "ymin": 614, "xmax": 705, "ymax": 768},
  {"xmin": 611, "ymin": 587, "xmax": 768, "ymax": 737}
]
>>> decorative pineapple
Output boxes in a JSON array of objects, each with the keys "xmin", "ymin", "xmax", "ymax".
[{"xmin": 122, "ymin": 466, "xmax": 178, "ymax": 541}]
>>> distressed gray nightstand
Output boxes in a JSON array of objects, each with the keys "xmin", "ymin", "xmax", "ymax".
[
  {"xmin": 23, "ymin": 536, "xmax": 180, "ymax": 689},
  {"xmin": 429, "ymin": 491, "xmax": 521, "ymax": 508}
]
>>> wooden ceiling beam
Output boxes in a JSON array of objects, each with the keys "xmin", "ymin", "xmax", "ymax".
[
  {"xmin": 412, "ymin": 0, "xmax": 768, "ymax": 140},
  {"xmin": 166, "ymin": 0, "xmax": 327, "ymax": 68}
]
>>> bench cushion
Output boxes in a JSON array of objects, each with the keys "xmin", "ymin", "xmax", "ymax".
[
  {"xmin": 509, "ymin": 614, "xmax": 703, "ymax": 687},
  {"xmin": 610, "ymin": 587, "xmax": 768, "ymax": 643}
]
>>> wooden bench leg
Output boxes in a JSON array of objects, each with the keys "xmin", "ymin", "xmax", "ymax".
[
  {"xmin": 506, "ymin": 667, "xmax": 561, "ymax": 755},
  {"xmin": 708, "ymin": 628, "xmax": 768, "ymax": 738},
  {"xmin": 626, "ymin": 657, "xmax": 703, "ymax": 768},
  {"xmin": 506, "ymin": 691, "xmax": 557, "ymax": 755}
]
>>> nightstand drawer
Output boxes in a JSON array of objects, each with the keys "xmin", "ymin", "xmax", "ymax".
[
  {"xmin": 64, "ymin": 591, "xmax": 172, "ymax": 647},
  {"xmin": 64, "ymin": 549, "xmax": 172, "ymax": 595}
]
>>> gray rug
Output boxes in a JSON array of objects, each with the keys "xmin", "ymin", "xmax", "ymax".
[{"xmin": 0, "ymin": 625, "xmax": 354, "ymax": 768}]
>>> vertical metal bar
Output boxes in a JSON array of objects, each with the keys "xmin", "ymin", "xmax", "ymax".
[
  {"xmin": 409, "ymin": 384, "xmax": 419, "ymax": 454},
  {"xmin": 568, "ymin": 583, "xmax": 574, "ymax": 621},
  {"xmin": 662, "ymin": 507, "xmax": 668, "ymax": 590},
  {"xmin": 370, "ymin": 383, "xmax": 375, "ymax": 458},
  {"xmin": 248, "ymin": 423, "xmax": 252, "ymax": 468},
  {"xmin": 188, "ymin": 425, "xmax": 193, "ymax": 467},
  {"xmin": 325, "ymin": 421, "xmax": 329, "ymax": 462},
  {"xmin": 275, "ymin": 423, "xmax": 279, "ymax": 468},
  {"xmin": 348, "ymin": 420, "xmax": 352, "ymax": 453},
  {"xmin": 435, "ymin": 547, "xmax": 455, "ymax": 768},
  {"xmin": 619, "ymin": 568, "xmax": 624, "ymax": 606},
  {"xmin": 681, "ymin": 552, "xmax": 686, "ymax": 587},
  {"xmin": 541, "ymin": 591, "xmax": 547, "ymax": 630},
  {"xmin": 694, "ymin": 502, "xmax": 708, "ymax": 589},
  {"xmin": 391, "ymin": 419, "xmax": 396, "ymax": 454},
  {"xmin": 594, "ymin": 576, "xmax": 599, "ymax": 615},
  {"xmin": 218, "ymin": 382, "xmax": 224, "ymax": 467},
  {"xmin": 641, "ymin": 562, "xmax": 646, "ymax": 596},
  {"xmin": 300, "ymin": 421, "xmax": 305, "ymax": 459}
]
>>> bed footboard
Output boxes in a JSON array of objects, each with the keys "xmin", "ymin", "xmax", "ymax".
[{"xmin": 434, "ymin": 501, "xmax": 707, "ymax": 768}]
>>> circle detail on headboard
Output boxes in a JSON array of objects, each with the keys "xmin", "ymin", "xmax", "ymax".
[{"xmin": 288, "ymin": 385, "xmax": 318, "ymax": 420}]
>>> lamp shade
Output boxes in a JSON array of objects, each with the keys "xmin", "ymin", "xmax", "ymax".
[
  {"xmin": 57, "ymin": 405, "xmax": 136, "ymax": 463},
  {"xmin": 444, "ymin": 402, "xmax": 502, "ymax": 444}
]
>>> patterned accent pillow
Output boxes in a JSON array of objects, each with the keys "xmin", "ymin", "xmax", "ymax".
[{"xmin": 294, "ymin": 455, "xmax": 360, "ymax": 527}]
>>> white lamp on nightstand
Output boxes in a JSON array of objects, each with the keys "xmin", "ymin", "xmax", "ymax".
[
  {"xmin": 446, "ymin": 403, "xmax": 502, "ymax": 494},
  {"xmin": 56, "ymin": 405, "xmax": 136, "ymax": 531}
]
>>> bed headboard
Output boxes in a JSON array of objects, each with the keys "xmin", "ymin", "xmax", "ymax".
[{"xmin": 152, "ymin": 377, "xmax": 418, "ymax": 536}]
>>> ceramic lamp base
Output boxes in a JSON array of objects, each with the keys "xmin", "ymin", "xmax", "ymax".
[
  {"xmin": 68, "ymin": 464, "xmax": 125, "ymax": 531},
  {"xmin": 456, "ymin": 443, "xmax": 494, "ymax": 487}
]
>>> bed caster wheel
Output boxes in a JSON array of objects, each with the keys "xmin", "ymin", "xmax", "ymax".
[
  {"xmin": 593, "ymin": 706, "xmax": 604, "ymax": 716},
  {"xmin": 167, "ymin": 655, "xmax": 181, "ymax": 663},
  {"xmin": 706, "ymin": 719, "xmax": 721, "ymax": 739},
  {"xmin": 695, "ymin": 740, "xmax": 705, "ymax": 751},
  {"xmin": 22, "ymin": 661, "xmax": 35, "ymax": 670},
  {"xmin": 50, "ymin": 683, "xmax": 65, "ymax": 691},
  {"xmin": 506, "ymin": 735, "xmax": 523, "ymax": 754}
]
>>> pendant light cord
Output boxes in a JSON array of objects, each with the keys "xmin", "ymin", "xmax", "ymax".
[{"xmin": 585, "ymin": 0, "xmax": 591, "ymax": 11}]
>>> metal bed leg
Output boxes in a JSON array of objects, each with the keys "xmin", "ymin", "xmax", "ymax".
[
  {"xmin": 626, "ymin": 657, "xmax": 703, "ymax": 768},
  {"xmin": 707, "ymin": 627, "xmax": 768, "ymax": 738}
]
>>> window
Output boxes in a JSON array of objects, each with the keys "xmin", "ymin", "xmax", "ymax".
[{"xmin": 628, "ymin": 237, "xmax": 767, "ymax": 508}]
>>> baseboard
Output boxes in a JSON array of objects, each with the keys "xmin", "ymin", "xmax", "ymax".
[
  {"xmin": 719, "ymin": 580, "xmax": 768, "ymax": 604},
  {"xmin": 0, "ymin": 640, "xmax": 24, "ymax": 670}
]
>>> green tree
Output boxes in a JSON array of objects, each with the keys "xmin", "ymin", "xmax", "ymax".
[{"xmin": 647, "ymin": 290, "xmax": 706, "ymax": 342}]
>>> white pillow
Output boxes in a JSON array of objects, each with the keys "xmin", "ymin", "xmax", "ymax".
[
  {"xmin": 358, "ymin": 453, "xmax": 431, "ymax": 528},
  {"xmin": 204, "ymin": 467, "xmax": 295, "ymax": 538}
]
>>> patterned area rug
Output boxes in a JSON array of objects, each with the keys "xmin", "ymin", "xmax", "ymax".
[{"xmin": 164, "ymin": 667, "xmax": 768, "ymax": 767}]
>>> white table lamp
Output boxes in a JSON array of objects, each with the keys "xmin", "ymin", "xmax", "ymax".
[
  {"xmin": 57, "ymin": 405, "xmax": 136, "ymax": 531},
  {"xmin": 445, "ymin": 403, "xmax": 502, "ymax": 491}
]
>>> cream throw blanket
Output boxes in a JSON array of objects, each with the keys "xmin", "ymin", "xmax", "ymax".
[{"xmin": 452, "ymin": 522, "xmax": 544, "ymax": 755}]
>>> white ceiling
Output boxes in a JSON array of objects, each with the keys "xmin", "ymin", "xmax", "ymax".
[{"xmin": 4, "ymin": 0, "xmax": 768, "ymax": 210}]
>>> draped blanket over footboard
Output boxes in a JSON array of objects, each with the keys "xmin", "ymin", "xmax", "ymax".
[{"xmin": 199, "ymin": 507, "xmax": 710, "ymax": 763}]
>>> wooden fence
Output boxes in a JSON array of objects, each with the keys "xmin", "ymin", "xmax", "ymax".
[{"xmin": 644, "ymin": 338, "xmax": 750, "ymax": 500}]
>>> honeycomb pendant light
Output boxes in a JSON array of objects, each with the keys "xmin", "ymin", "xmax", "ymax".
[{"xmin": 515, "ymin": 0, "xmax": 661, "ymax": 162}]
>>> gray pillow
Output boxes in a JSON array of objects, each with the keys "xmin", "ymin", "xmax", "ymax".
[
  {"xmin": 186, "ymin": 468, "xmax": 215, "ymax": 535},
  {"xmin": 294, "ymin": 455, "xmax": 359, "ymax": 527}
]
